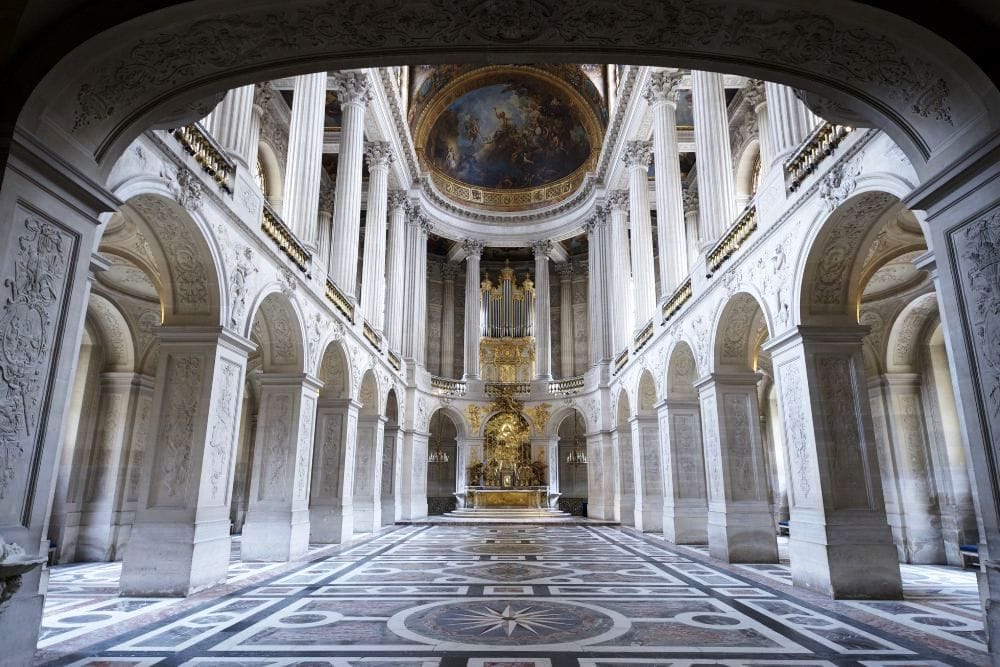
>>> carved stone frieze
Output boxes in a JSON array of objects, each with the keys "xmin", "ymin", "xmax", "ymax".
[
  {"xmin": 778, "ymin": 361, "xmax": 813, "ymax": 504},
  {"xmin": 819, "ymin": 156, "xmax": 863, "ymax": 212},
  {"xmin": 227, "ymin": 246, "xmax": 258, "ymax": 331},
  {"xmin": 153, "ymin": 355, "xmax": 202, "ymax": 504},
  {"xmin": 207, "ymin": 360, "xmax": 240, "ymax": 501}
]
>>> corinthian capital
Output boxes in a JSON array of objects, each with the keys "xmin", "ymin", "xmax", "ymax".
[
  {"xmin": 407, "ymin": 205, "xmax": 432, "ymax": 234},
  {"xmin": 329, "ymin": 71, "xmax": 374, "ymax": 107},
  {"xmin": 622, "ymin": 140, "xmax": 652, "ymax": 168},
  {"xmin": 461, "ymin": 239, "xmax": 486, "ymax": 258},
  {"xmin": 643, "ymin": 69, "xmax": 684, "ymax": 105},
  {"xmin": 531, "ymin": 239, "xmax": 554, "ymax": 258},
  {"xmin": 682, "ymin": 187, "xmax": 699, "ymax": 213},
  {"xmin": 364, "ymin": 141, "xmax": 394, "ymax": 169},
  {"xmin": 387, "ymin": 190, "xmax": 409, "ymax": 212},
  {"xmin": 606, "ymin": 189, "xmax": 630, "ymax": 212},
  {"xmin": 583, "ymin": 205, "xmax": 609, "ymax": 234}
]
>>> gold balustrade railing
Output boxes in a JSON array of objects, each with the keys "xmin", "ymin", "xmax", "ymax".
[
  {"xmin": 388, "ymin": 350, "xmax": 401, "ymax": 372},
  {"xmin": 363, "ymin": 321, "xmax": 383, "ymax": 351},
  {"xmin": 784, "ymin": 122, "xmax": 854, "ymax": 192},
  {"xmin": 662, "ymin": 278, "xmax": 693, "ymax": 322},
  {"xmin": 431, "ymin": 376, "xmax": 467, "ymax": 395},
  {"xmin": 706, "ymin": 205, "xmax": 757, "ymax": 277},
  {"xmin": 325, "ymin": 279, "xmax": 355, "ymax": 323},
  {"xmin": 485, "ymin": 382, "xmax": 532, "ymax": 396},
  {"xmin": 172, "ymin": 124, "xmax": 235, "ymax": 192},
  {"xmin": 549, "ymin": 376, "xmax": 585, "ymax": 395},
  {"xmin": 614, "ymin": 349, "xmax": 629, "ymax": 374},
  {"xmin": 634, "ymin": 319, "xmax": 655, "ymax": 351},
  {"xmin": 261, "ymin": 202, "xmax": 310, "ymax": 273}
]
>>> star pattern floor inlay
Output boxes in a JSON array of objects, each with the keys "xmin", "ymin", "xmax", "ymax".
[{"xmin": 35, "ymin": 525, "xmax": 987, "ymax": 666}]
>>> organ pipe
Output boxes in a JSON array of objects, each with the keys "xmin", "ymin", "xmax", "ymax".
[{"xmin": 480, "ymin": 260, "xmax": 535, "ymax": 339}]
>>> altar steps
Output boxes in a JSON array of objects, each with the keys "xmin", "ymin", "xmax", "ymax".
[
  {"xmin": 445, "ymin": 507, "xmax": 571, "ymax": 519},
  {"xmin": 398, "ymin": 508, "xmax": 618, "ymax": 525}
]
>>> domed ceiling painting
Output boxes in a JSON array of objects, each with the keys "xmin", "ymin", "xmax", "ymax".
[{"xmin": 414, "ymin": 67, "xmax": 604, "ymax": 212}]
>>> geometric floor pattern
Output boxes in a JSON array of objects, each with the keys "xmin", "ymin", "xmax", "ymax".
[{"xmin": 35, "ymin": 525, "xmax": 987, "ymax": 666}]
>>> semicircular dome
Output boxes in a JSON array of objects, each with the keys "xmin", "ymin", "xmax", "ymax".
[{"xmin": 415, "ymin": 67, "xmax": 603, "ymax": 212}]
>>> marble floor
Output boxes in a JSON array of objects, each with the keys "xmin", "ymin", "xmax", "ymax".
[{"xmin": 35, "ymin": 525, "xmax": 987, "ymax": 666}]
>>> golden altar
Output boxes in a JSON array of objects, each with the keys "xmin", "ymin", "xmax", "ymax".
[{"xmin": 466, "ymin": 487, "xmax": 548, "ymax": 509}]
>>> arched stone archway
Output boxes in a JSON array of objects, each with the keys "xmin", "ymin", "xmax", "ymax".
[
  {"xmin": 381, "ymin": 389, "xmax": 401, "ymax": 526},
  {"xmin": 613, "ymin": 388, "xmax": 635, "ymax": 527},
  {"xmin": 661, "ymin": 341, "xmax": 709, "ymax": 544},
  {"xmin": 353, "ymin": 370, "xmax": 384, "ymax": 532},
  {"xmin": 632, "ymin": 369, "xmax": 664, "ymax": 532}
]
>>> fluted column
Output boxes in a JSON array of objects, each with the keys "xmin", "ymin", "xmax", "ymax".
[
  {"xmin": 440, "ymin": 263, "xmax": 458, "ymax": 378},
  {"xmin": 644, "ymin": 69, "xmax": 688, "ymax": 295},
  {"xmin": 247, "ymin": 84, "xmax": 273, "ymax": 169},
  {"xmin": 743, "ymin": 79, "xmax": 772, "ymax": 168},
  {"xmin": 316, "ymin": 187, "xmax": 334, "ymax": 275},
  {"xmin": 765, "ymin": 82, "xmax": 819, "ymax": 166},
  {"xmin": 385, "ymin": 192, "xmax": 408, "ymax": 353},
  {"xmin": 607, "ymin": 190, "xmax": 633, "ymax": 354},
  {"xmin": 624, "ymin": 140, "xmax": 656, "ymax": 331},
  {"xmin": 204, "ymin": 84, "xmax": 256, "ymax": 168},
  {"xmin": 585, "ymin": 207, "xmax": 612, "ymax": 365},
  {"xmin": 556, "ymin": 262, "xmax": 574, "ymax": 377},
  {"xmin": 402, "ymin": 208, "xmax": 431, "ymax": 366},
  {"xmin": 532, "ymin": 240, "xmax": 554, "ymax": 381},
  {"xmin": 462, "ymin": 239, "xmax": 485, "ymax": 380},
  {"xmin": 682, "ymin": 188, "xmax": 700, "ymax": 271},
  {"xmin": 328, "ymin": 71, "xmax": 373, "ymax": 298},
  {"xmin": 281, "ymin": 72, "xmax": 327, "ymax": 248},
  {"xmin": 692, "ymin": 70, "xmax": 737, "ymax": 245},
  {"xmin": 360, "ymin": 142, "xmax": 393, "ymax": 331}
]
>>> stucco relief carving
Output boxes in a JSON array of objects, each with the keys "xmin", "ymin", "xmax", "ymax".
[
  {"xmin": 816, "ymin": 354, "xmax": 868, "ymax": 509},
  {"xmin": 954, "ymin": 209, "xmax": 1000, "ymax": 444},
  {"xmin": 263, "ymin": 394, "xmax": 292, "ymax": 498},
  {"xmin": 165, "ymin": 166, "xmax": 204, "ymax": 213},
  {"xmin": 207, "ymin": 360, "xmax": 240, "ymax": 501},
  {"xmin": 319, "ymin": 413, "xmax": 344, "ymax": 498},
  {"xmin": 900, "ymin": 394, "xmax": 929, "ymax": 476},
  {"xmin": 702, "ymin": 396, "xmax": 723, "ymax": 501},
  {"xmin": 0, "ymin": 217, "xmax": 72, "ymax": 505},
  {"xmin": 305, "ymin": 310, "xmax": 334, "ymax": 373},
  {"xmin": 270, "ymin": 313, "xmax": 295, "ymax": 365},
  {"xmin": 154, "ymin": 356, "xmax": 202, "ymax": 504},
  {"xmin": 818, "ymin": 155, "xmax": 862, "ymax": 212},
  {"xmin": 778, "ymin": 362, "xmax": 812, "ymax": 503},
  {"xmin": 84, "ymin": 393, "xmax": 126, "ymax": 503},
  {"xmin": 227, "ymin": 246, "xmax": 258, "ymax": 331},
  {"xmin": 725, "ymin": 394, "xmax": 757, "ymax": 501},
  {"xmin": 296, "ymin": 397, "xmax": 314, "ymax": 501},
  {"xmin": 127, "ymin": 397, "xmax": 151, "ymax": 502},
  {"xmin": 718, "ymin": 295, "xmax": 758, "ymax": 367}
]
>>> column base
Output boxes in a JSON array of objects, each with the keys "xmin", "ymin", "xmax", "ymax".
[
  {"xmin": 638, "ymin": 501, "xmax": 664, "ymax": 533},
  {"xmin": 381, "ymin": 497, "xmax": 397, "ymax": 526},
  {"xmin": 663, "ymin": 500, "xmax": 708, "ymax": 544},
  {"xmin": 0, "ymin": 592, "xmax": 43, "ymax": 667},
  {"xmin": 352, "ymin": 500, "xmax": 381, "ymax": 534},
  {"xmin": 788, "ymin": 516, "xmax": 902, "ymax": 598},
  {"xmin": 708, "ymin": 506, "xmax": 778, "ymax": 563},
  {"xmin": 241, "ymin": 509, "xmax": 310, "ymax": 562},
  {"xmin": 121, "ymin": 519, "xmax": 231, "ymax": 596},
  {"xmin": 310, "ymin": 505, "xmax": 354, "ymax": 544}
]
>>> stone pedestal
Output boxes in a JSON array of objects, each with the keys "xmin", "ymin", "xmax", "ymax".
[
  {"xmin": 241, "ymin": 373, "xmax": 321, "ymax": 562},
  {"xmin": 309, "ymin": 398, "xmax": 360, "ymax": 543},
  {"xmin": 659, "ymin": 398, "xmax": 709, "ymax": 544},
  {"xmin": 630, "ymin": 414, "xmax": 664, "ymax": 532},
  {"xmin": 121, "ymin": 327, "xmax": 254, "ymax": 595},
  {"xmin": 696, "ymin": 373, "xmax": 778, "ymax": 563},
  {"xmin": 766, "ymin": 327, "xmax": 902, "ymax": 598},
  {"xmin": 353, "ymin": 415, "xmax": 386, "ymax": 532}
]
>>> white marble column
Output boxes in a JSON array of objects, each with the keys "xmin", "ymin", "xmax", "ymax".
[
  {"xmin": 462, "ymin": 239, "xmax": 485, "ymax": 380},
  {"xmin": 766, "ymin": 327, "xmax": 902, "ymax": 598},
  {"xmin": 316, "ymin": 187, "xmax": 334, "ymax": 275},
  {"xmin": 764, "ymin": 82, "xmax": 819, "ymax": 166},
  {"xmin": 121, "ymin": 327, "xmax": 254, "ymax": 595},
  {"xmin": 644, "ymin": 69, "xmax": 688, "ymax": 295},
  {"xmin": 204, "ymin": 84, "xmax": 256, "ymax": 169},
  {"xmin": 696, "ymin": 372, "xmax": 779, "ymax": 563},
  {"xmin": 353, "ymin": 415, "xmax": 386, "ymax": 532},
  {"xmin": 532, "ymin": 239, "xmax": 554, "ymax": 381},
  {"xmin": 624, "ymin": 140, "xmax": 656, "ymax": 330},
  {"xmin": 385, "ymin": 191, "xmax": 408, "ymax": 353},
  {"xmin": 402, "ymin": 207, "xmax": 431, "ymax": 366},
  {"xmin": 248, "ymin": 83, "xmax": 273, "ymax": 169},
  {"xmin": 556, "ymin": 262, "xmax": 575, "ymax": 377},
  {"xmin": 328, "ymin": 71, "xmax": 373, "ymax": 297},
  {"xmin": 281, "ymin": 72, "xmax": 327, "ymax": 248},
  {"xmin": 242, "ymin": 373, "xmax": 321, "ymax": 562},
  {"xmin": 682, "ymin": 188, "xmax": 700, "ymax": 271},
  {"xmin": 607, "ymin": 191, "xmax": 633, "ymax": 354},
  {"xmin": 692, "ymin": 70, "xmax": 737, "ymax": 244},
  {"xmin": 440, "ymin": 263, "xmax": 458, "ymax": 378},
  {"xmin": 585, "ymin": 207, "xmax": 613, "ymax": 365},
  {"xmin": 309, "ymin": 398, "xmax": 360, "ymax": 543},
  {"xmin": 360, "ymin": 142, "xmax": 393, "ymax": 330},
  {"xmin": 743, "ymin": 79, "xmax": 772, "ymax": 168},
  {"xmin": 658, "ymin": 398, "xmax": 709, "ymax": 544}
]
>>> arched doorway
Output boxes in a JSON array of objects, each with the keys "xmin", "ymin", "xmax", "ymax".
[
  {"xmin": 555, "ymin": 410, "xmax": 589, "ymax": 516},
  {"xmin": 614, "ymin": 389, "xmax": 635, "ymax": 527},
  {"xmin": 309, "ymin": 339, "xmax": 354, "ymax": 543},
  {"xmin": 380, "ymin": 389, "xmax": 400, "ymax": 526},
  {"xmin": 353, "ymin": 370, "xmax": 383, "ymax": 532},
  {"xmin": 426, "ymin": 410, "xmax": 458, "ymax": 515}
]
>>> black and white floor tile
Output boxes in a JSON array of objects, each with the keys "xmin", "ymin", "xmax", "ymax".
[{"xmin": 36, "ymin": 526, "xmax": 987, "ymax": 666}]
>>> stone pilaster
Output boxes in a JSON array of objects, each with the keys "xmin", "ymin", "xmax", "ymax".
[
  {"xmin": 556, "ymin": 262, "xmax": 575, "ymax": 377},
  {"xmin": 360, "ymin": 142, "xmax": 393, "ymax": 330},
  {"xmin": 241, "ymin": 373, "xmax": 322, "ymax": 562},
  {"xmin": 328, "ymin": 71, "xmax": 373, "ymax": 297},
  {"xmin": 440, "ymin": 262, "xmax": 458, "ymax": 378},
  {"xmin": 309, "ymin": 398, "xmax": 360, "ymax": 543},
  {"xmin": 121, "ymin": 327, "xmax": 254, "ymax": 595},
  {"xmin": 353, "ymin": 414, "xmax": 386, "ymax": 532},
  {"xmin": 658, "ymin": 398, "xmax": 709, "ymax": 544},
  {"xmin": 281, "ymin": 72, "xmax": 327, "ymax": 248},
  {"xmin": 586, "ymin": 430, "xmax": 615, "ymax": 521},
  {"xmin": 623, "ymin": 140, "xmax": 656, "ymax": 331},
  {"xmin": 766, "ymin": 326, "xmax": 901, "ymax": 598},
  {"xmin": 629, "ymin": 414, "xmax": 664, "ymax": 532},
  {"xmin": 532, "ymin": 239, "xmax": 554, "ymax": 381},
  {"xmin": 644, "ymin": 69, "xmax": 688, "ymax": 295},
  {"xmin": 399, "ymin": 429, "xmax": 429, "ymax": 520},
  {"xmin": 381, "ymin": 423, "xmax": 402, "ymax": 525},
  {"xmin": 696, "ymin": 372, "xmax": 778, "ymax": 563},
  {"xmin": 692, "ymin": 70, "xmax": 737, "ymax": 244},
  {"xmin": 462, "ymin": 239, "xmax": 485, "ymax": 380},
  {"xmin": 385, "ymin": 191, "xmax": 409, "ymax": 353},
  {"xmin": 607, "ymin": 191, "xmax": 633, "ymax": 355}
]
